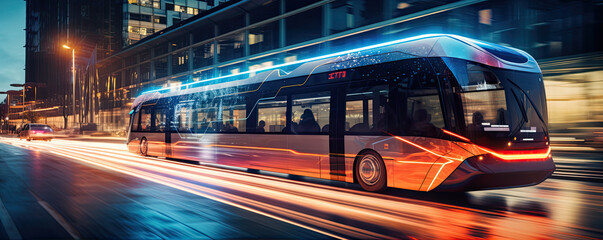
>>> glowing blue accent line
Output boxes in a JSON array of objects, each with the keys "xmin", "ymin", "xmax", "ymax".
[
  {"xmin": 129, "ymin": 109, "xmax": 134, "ymax": 115},
  {"xmin": 141, "ymin": 33, "xmax": 446, "ymax": 95}
]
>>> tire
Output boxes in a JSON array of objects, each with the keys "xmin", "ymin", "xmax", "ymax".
[
  {"xmin": 355, "ymin": 151, "xmax": 387, "ymax": 192},
  {"xmin": 139, "ymin": 137, "xmax": 148, "ymax": 156}
]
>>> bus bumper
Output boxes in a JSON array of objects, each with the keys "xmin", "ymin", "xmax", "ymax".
[{"xmin": 433, "ymin": 154, "xmax": 555, "ymax": 192}]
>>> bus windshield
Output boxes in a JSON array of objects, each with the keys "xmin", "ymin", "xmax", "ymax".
[{"xmin": 442, "ymin": 58, "xmax": 548, "ymax": 150}]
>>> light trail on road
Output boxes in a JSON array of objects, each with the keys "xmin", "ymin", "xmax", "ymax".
[{"xmin": 1, "ymin": 137, "xmax": 601, "ymax": 239}]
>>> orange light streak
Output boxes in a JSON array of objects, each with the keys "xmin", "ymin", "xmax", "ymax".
[
  {"xmin": 442, "ymin": 129, "xmax": 471, "ymax": 142},
  {"xmin": 48, "ymin": 149, "xmax": 351, "ymax": 240},
  {"xmin": 390, "ymin": 136, "xmax": 463, "ymax": 161},
  {"xmin": 2, "ymin": 137, "xmax": 599, "ymax": 239},
  {"xmin": 207, "ymin": 144, "xmax": 330, "ymax": 158},
  {"xmin": 43, "ymin": 145, "xmax": 402, "ymax": 237}
]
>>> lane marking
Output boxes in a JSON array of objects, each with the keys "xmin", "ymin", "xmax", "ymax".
[
  {"xmin": 0, "ymin": 194, "xmax": 21, "ymax": 240},
  {"xmin": 30, "ymin": 191, "xmax": 80, "ymax": 240}
]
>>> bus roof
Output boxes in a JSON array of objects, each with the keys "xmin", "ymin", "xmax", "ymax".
[{"xmin": 132, "ymin": 34, "xmax": 540, "ymax": 109}]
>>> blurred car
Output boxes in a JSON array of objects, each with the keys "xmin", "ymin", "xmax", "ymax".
[{"xmin": 18, "ymin": 123, "xmax": 54, "ymax": 141}]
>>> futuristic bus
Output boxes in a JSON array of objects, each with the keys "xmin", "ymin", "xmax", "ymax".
[{"xmin": 127, "ymin": 34, "xmax": 554, "ymax": 192}]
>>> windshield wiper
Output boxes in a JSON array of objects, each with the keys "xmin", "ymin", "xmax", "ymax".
[
  {"xmin": 510, "ymin": 89, "xmax": 528, "ymax": 123},
  {"xmin": 509, "ymin": 88, "xmax": 528, "ymax": 137},
  {"xmin": 506, "ymin": 78, "xmax": 546, "ymax": 125}
]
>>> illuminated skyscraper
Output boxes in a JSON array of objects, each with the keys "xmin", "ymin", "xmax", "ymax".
[{"xmin": 123, "ymin": 0, "xmax": 230, "ymax": 47}]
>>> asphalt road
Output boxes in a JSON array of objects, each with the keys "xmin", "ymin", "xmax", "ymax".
[{"xmin": 0, "ymin": 137, "xmax": 601, "ymax": 239}]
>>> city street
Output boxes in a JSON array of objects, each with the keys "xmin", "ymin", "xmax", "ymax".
[{"xmin": 0, "ymin": 137, "xmax": 601, "ymax": 239}]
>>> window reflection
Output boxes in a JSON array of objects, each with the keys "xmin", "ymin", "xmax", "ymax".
[
  {"xmin": 193, "ymin": 43, "xmax": 215, "ymax": 69},
  {"xmin": 286, "ymin": 8, "xmax": 322, "ymax": 46},
  {"xmin": 463, "ymin": 64, "xmax": 502, "ymax": 91},
  {"xmin": 172, "ymin": 51, "xmax": 189, "ymax": 74},
  {"xmin": 195, "ymin": 101, "xmax": 220, "ymax": 133},
  {"xmin": 155, "ymin": 57, "xmax": 168, "ymax": 78},
  {"xmin": 218, "ymin": 32, "xmax": 245, "ymax": 62},
  {"xmin": 175, "ymin": 103, "xmax": 192, "ymax": 132},
  {"xmin": 249, "ymin": 22, "xmax": 279, "ymax": 55}
]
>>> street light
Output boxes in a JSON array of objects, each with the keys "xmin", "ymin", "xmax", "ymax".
[{"xmin": 63, "ymin": 44, "xmax": 76, "ymax": 129}]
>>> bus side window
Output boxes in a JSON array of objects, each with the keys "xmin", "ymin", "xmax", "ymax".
[
  {"xmin": 406, "ymin": 94, "xmax": 444, "ymax": 138},
  {"xmin": 131, "ymin": 109, "xmax": 140, "ymax": 131},
  {"xmin": 402, "ymin": 58, "xmax": 445, "ymax": 138},
  {"xmin": 291, "ymin": 92, "xmax": 330, "ymax": 134},
  {"xmin": 174, "ymin": 103, "xmax": 192, "ymax": 133},
  {"xmin": 345, "ymin": 86, "xmax": 388, "ymax": 134},
  {"xmin": 221, "ymin": 97, "xmax": 246, "ymax": 133},
  {"xmin": 194, "ymin": 100, "xmax": 219, "ymax": 133},
  {"xmin": 257, "ymin": 96, "xmax": 287, "ymax": 133},
  {"xmin": 140, "ymin": 107, "xmax": 152, "ymax": 132},
  {"xmin": 152, "ymin": 107, "xmax": 167, "ymax": 132}
]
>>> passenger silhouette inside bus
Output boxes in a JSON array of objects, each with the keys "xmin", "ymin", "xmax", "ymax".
[
  {"xmin": 350, "ymin": 122, "xmax": 370, "ymax": 132},
  {"xmin": 297, "ymin": 109, "xmax": 320, "ymax": 133},
  {"xmin": 321, "ymin": 124, "xmax": 329, "ymax": 133},
  {"xmin": 410, "ymin": 109, "xmax": 442, "ymax": 138},
  {"xmin": 467, "ymin": 111, "xmax": 484, "ymax": 132},
  {"xmin": 467, "ymin": 111, "xmax": 485, "ymax": 140},
  {"xmin": 222, "ymin": 121, "xmax": 238, "ymax": 132},
  {"xmin": 256, "ymin": 120, "xmax": 266, "ymax": 133}
]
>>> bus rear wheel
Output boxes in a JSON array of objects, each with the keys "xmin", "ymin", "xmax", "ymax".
[
  {"xmin": 140, "ymin": 137, "xmax": 148, "ymax": 156},
  {"xmin": 355, "ymin": 151, "xmax": 387, "ymax": 192}
]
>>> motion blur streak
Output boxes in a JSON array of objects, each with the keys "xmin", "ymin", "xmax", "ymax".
[
  {"xmin": 391, "ymin": 135, "xmax": 464, "ymax": 161},
  {"xmin": 441, "ymin": 129, "xmax": 471, "ymax": 142},
  {"xmin": 207, "ymin": 144, "xmax": 329, "ymax": 158},
  {"xmin": 2, "ymin": 138, "xmax": 601, "ymax": 239}
]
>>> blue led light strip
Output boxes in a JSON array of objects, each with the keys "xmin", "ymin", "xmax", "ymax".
[{"xmin": 141, "ymin": 34, "xmax": 446, "ymax": 95}]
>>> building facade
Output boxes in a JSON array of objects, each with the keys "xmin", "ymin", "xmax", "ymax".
[
  {"xmin": 27, "ymin": 0, "xmax": 603, "ymax": 132},
  {"xmin": 24, "ymin": 0, "xmax": 123, "ymax": 128},
  {"xmin": 123, "ymin": 0, "xmax": 230, "ymax": 47},
  {"xmin": 23, "ymin": 0, "xmax": 231, "ymax": 129}
]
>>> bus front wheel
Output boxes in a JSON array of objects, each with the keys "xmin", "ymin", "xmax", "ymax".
[
  {"xmin": 355, "ymin": 151, "xmax": 387, "ymax": 192},
  {"xmin": 140, "ymin": 137, "xmax": 148, "ymax": 156}
]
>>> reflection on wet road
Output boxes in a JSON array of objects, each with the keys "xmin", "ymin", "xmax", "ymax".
[{"xmin": 0, "ymin": 137, "xmax": 601, "ymax": 239}]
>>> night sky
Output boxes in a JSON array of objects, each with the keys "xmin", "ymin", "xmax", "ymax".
[{"xmin": 0, "ymin": 0, "xmax": 25, "ymax": 102}]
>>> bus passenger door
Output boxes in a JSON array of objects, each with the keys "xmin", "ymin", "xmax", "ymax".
[
  {"xmin": 328, "ymin": 88, "xmax": 346, "ymax": 181},
  {"xmin": 147, "ymin": 106, "xmax": 167, "ymax": 157},
  {"xmin": 165, "ymin": 106, "xmax": 173, "ymax": 158},
  {"xmin": 284, "ymin": 91, "xmax": 332, "ymax": 179}
]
